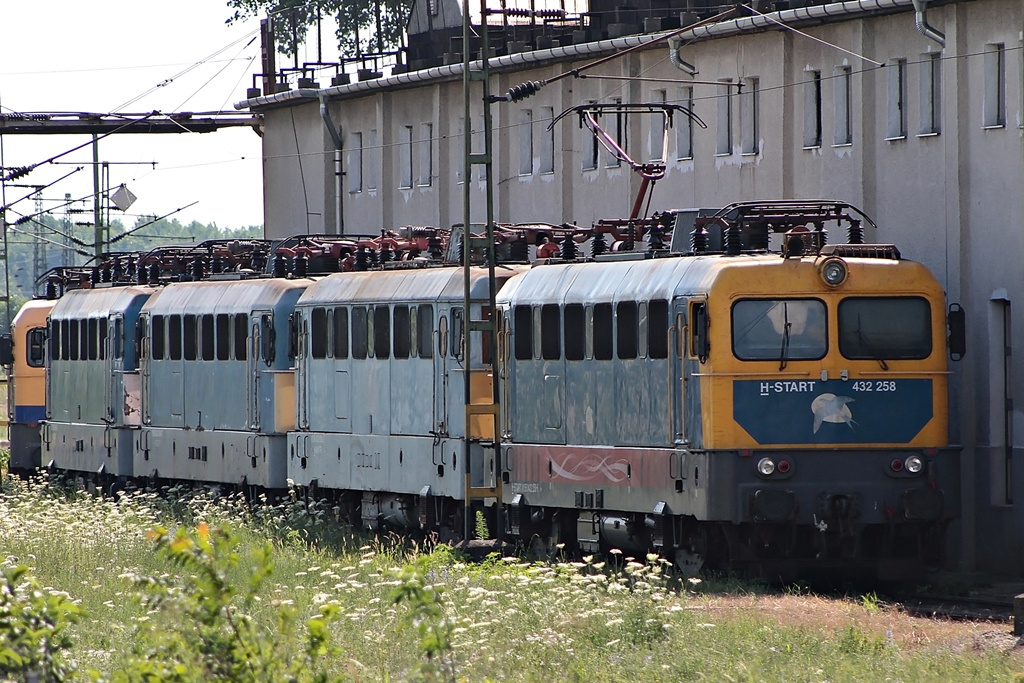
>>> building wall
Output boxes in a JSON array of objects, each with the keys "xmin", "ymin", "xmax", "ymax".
[{"xmin": 255, "ymin": 0, "xmax": 1024, "ymax": 572}]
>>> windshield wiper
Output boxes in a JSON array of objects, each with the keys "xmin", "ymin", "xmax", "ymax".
[
  {"xmin": 778, "ymin": 303, "xmax": 791, "ymax": 371},
  {"xmin": 855, "ymin": 315, "xmax": 888, "ymax": 370}
]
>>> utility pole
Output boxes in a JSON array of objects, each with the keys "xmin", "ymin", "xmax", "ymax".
[
  {"xmin": 461, "ymin": 0, "xmax": 502, "ymax": 543},
  {"xmin": 32, "ymin": 192, "xmax": 46, "ymax": 285}
]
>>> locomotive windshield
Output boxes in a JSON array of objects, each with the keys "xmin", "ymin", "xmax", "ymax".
[
  {"xmin": 732, "ymin": 299, "xmax": 827, "ymax": 361},
  {"xmin": 838, "ymin": 297, "xmax": 932, "ymax": 360}
]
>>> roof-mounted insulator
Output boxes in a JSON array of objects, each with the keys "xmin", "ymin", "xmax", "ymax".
[{"xmin": 502, "ymin": 80, "xmax": 545, "ymax": 103}]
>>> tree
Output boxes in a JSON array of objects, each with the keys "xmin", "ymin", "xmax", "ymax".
[{"xmin": 226, "ymin": 0, "xmax": 413, "ymax": 59}]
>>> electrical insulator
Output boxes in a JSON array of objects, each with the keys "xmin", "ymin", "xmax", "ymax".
[
  {"xmin": 506, "ymin": 81, "xmax": 543, "ymax": 102},
  {"xmin": 591, "ymin": 232, "xmax": 608, "ymax": 257},
  {"xmin": 355, "ymin": 245, "xmax": 369, "ymax": 271},
  {"xmin": 848, "ymin": 219, "xmax": 864, "ymax": 244},
  {"xmin": 149, "ymin": 263, "xmax": 161, "ymax": 284},
  {"xmin": 273, "ymin": 254, "xmax": 287, "ymax": 278},
  {"xmin": 294, "ymin": 254, "xmax": 308, "ymax": 277},
  {"xmin": 560, "ymin": 235, "xmax": 577, "ymax": 260}
]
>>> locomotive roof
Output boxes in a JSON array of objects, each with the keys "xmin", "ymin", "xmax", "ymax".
[
  {"xmin": 140, "ymin": 277, "xmax": 310, "ymax": 315},
  {"xmin": 49, "ymin": 285, "xmax": 154, "ymax": 320},
  {"xmin": 496, "ymin": 255, "xmax": 725, "ymax": 305},
  {"xmin": 297, "ymin": 264, "xmax": 529, "ymax": 306}
]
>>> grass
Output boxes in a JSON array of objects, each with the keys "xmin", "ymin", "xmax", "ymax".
[{"xmin": 1, "ymin": 473, "xmax": 1021, "ymax": 682}]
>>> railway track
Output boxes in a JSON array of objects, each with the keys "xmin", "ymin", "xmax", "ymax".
[{"xmin": 895, "ymin": 592, "xmax": 1016, "ymax": 624}]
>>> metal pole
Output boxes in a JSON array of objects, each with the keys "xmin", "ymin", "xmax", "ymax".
[{"xmin": 92, "ymin": 134, "xmax": 102, "ymax": 257}]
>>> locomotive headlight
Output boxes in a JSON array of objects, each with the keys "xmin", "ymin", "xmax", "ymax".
[
  {"xmin": 905, "ymin": 455, "xmax": 924, "ymax": 474},
  {"xmin": 820, "ymin": 258, "xmax": 848, "ymax": 287},
  {"xmin": 757, "ymin": 458, "xmax": 776, "ymax": 476}
]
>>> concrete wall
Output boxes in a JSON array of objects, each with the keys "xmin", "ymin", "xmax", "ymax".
[{"xmin": 254, "ymin": 0, "xmax": 1024, "ymax": 573}]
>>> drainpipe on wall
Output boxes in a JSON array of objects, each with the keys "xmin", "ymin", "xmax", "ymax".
[
  {"xmin": 667, "ymin": 36, "xmax": 698, "ymax": 75},
  {"xmin": 319, "ymin": 93, "xmax": 344, "ymax": 235},
  {"xmin": 911, "ymin": 0, "xmax": 945, "ymax": 47}
]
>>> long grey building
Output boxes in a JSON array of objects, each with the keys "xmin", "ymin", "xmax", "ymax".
[{"xmin": 237, "ymin": 0, "xmax": 1024, "ymax": 573}]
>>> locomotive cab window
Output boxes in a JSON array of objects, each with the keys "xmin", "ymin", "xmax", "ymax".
[
  {"xmin": 352, "ymin": 307, "xmax": 368, "ymax": 359},
  {"xmin": 648, "ymin": 299, "xmax": 669, "ymax": 360},
  {"xmin": 233, "ymin": 314, "xmax": 247, "ymax": 361},
  {"xmin": 732, "ymin": 299, "xmax": 826, "ymax": 361},
  {"xmin": 169, "ymin": 315, "xmax": 182, "ymax": 361},
  {"xmin": 184, "ymin": 315, "xmax": 198, "ymax": 361},
  {"xmin": 152, "ymin": 316, "xmax": 165, "ymax": 360},
  {"xmin": 838, "ymin": 297, "xmax": 931, "ymax": 360},
  {"xmin": 88, "ymin": 319, "xmax": 99, "ymax": 360},
  {"xmin": 216, "ymin": 314, "xmax": 230, "ymax": 361},
  {"xmin": 50, "ymin": 319, "xmax": 60, "ymax": 361},
  {"xmin": 27, "ymin": 327, "xmax": 45, "ymax": 367},
  {"xmin": 417, "ymin": 305, "xmax": 433, "ymax": 358},
  {"xmin": 394, "ymin": 305, "xmax": 410, "ymax": 359},
  {"xmin": 541, "ymin": 304, "xmax": 560, "ymax": 360},
  {"xmin": 617, "ymin": 301, "xmax": 638, "ymax": 359},
  {"xmin": 374, "ymin": 305, "xmax": 390, "ymax": 359},
  {"xmin": 451, "ymin": 308, "xmax": 464, "ymax": 359},
  {"xmin": 311, "ymin": 307, "xmax": 329, "ymax": 359},
  {"xmin": 201, "ymin": 314, "xmax": 214, "ymax": 361},
  {"xmin": 333, "ymin": 307, "xmax": 349, "ymax": 359}
]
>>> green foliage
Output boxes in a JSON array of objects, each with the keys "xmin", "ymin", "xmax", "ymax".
[
  {"xmin": 391, "ymin": 556, "xmax": 457, "ymax": 683},
  {"xmin": 0, "ymin": 564, "xmax": 82, "ymax": 682},
  {"xmin": 226, "ymin": 0, "xmax": 412, "ymax": 58},
  {"xmin": 114, "ymin": 523, "xmax": 341, "ymax": 683},
  {"xmin": 474, "ymin": 510, "xmax": 490, "ymax": 541},
  {"xmin": 0, "ymin": 448, "xmax": 9, "ymax": 479}
]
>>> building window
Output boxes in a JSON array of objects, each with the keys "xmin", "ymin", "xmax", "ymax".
[
  {"xmin": 418, "ymin": 123, "xmax": 432, "ymax": 186},
  {"xmin": 834, "ymin": 65, "xmax": 852, "ymax": 145},
  {"xmin": 649, "ymin": 89, "xmax": 666, "ymax": 162},
  {"xmin": 886, "ymin": 58, "xmax": 907, "ymax": 140},
  {"xmin": 519, "ymin": 109, "xmax": 534, "ymax": 176},
  {"xmin": 347, "ymin": 132, "xmax": 362, "ymax": 193},
  {"xmin": 984, "ymin": 43, "xmax": 1005, "ymax": 128},
  {"xmin": 803, "ymin": 70, "xmax": 822, "ymax": 148},
  {"xmin": 918, "ymin": 53, "xmax": 941, "ymax": 135},
  {"xmin": 399, "ymin": 125, "xmax": 413, "ymax": 189},
  {"xmin": 366, "ymin": 129, "xmax": 378, "ymax": 190},
  {"xmin": 606, "ymin": 100, "xmax": 624, "ymax": 168},
  {"xmin": 676, "ymin": 86, "xmax": 694, "ymax": 160},
  {"xmin": 716, "ymin": 80, "xmax": 733, "ymax": 155},
  {"xmin": 582, "ymin": 102, "xmax": 598, "ymax": 171},
  {"xmin": 740, "ymin": 78, "xmax": 758, "ymax": 155},
  {"xmin": 539, "ymin": 106, "xmax": 555, "ymax": 174}
]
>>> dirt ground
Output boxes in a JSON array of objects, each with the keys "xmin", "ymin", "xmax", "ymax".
[{"xmin": 692, "ymin": 592, "xmax": 1024, "ymax": 657}]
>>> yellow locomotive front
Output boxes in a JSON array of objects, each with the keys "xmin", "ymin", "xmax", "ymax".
[{"xmin": 689, "ymin": 241, "xmax": 961, "ymax": 578}]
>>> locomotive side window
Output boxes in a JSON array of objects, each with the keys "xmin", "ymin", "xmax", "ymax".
[
  {"xmin": 394, "ymin": 305, "xmax": 410, "ymax": 359},
  {"xmin": 617, "ymin": 301, "xmax": 638, "ymax": 359},
  {"xmin": 50, "ymin": 319, "xmax": 60, "ymax": 361},
  {"xmin": 184, "ymin": 315, "xmax": 198, "ymax": 361},
  {"xmin": 374, "ymin": 305, "xmax": 391, "ymax": 359},
  {"xmin": 838, "ymin": 297, "xmax": 931, "ymax": 360},
  {"xmin": 648, "ymin": 299, "xmax": 669, "ymax": 359},
  {"xmin": 152, "ymin": 315, "xmax": 165, "ymax": 360},
  {"xmin": 417, "ymin": 305, "xmax": 433, "ymax": 358},
  {"xmin": 216, "ymin": 314, "xmax": 230, "ymax": 361},
  {"xmin": 113, "ymin": 319, "xmax": 123, "ymax": 361},
  {"xmin": 732, "ymin": 299, "xmax": 826, "ymax": 360},
  {"xmin": 88, "ymin": 318, "xmax": 98, "ymax": 360},
  {"xmin": 514, "ymin": 305, "xmax": 532, "ymax": 360},
  {"xmin": 201, "ymin": 314, "xmax": 215, "ymax": 361},
  {"xmin": 261, "ymin": 314, "xmax": 275, "ymax": 364},
  {"xmin": 593, "ymin": 303, "xmax": 613, "ymax": 360},
  {"xmin": 79, "ymin": 319, "xmax": 88, "ymax": 361},
  {"xmin": 564, "ymin": 304, "xmax": 585, "ymax": 361},
  {"xmin": 169, "ymin": 315, "xmax": 182, "ymax": 361},
  {"xmin": 69, "ymin": 320, "xmax": 79, "ymax": 361},
  {"xmin": 541, "ymin": 304, "xmax": 560, "ymax": 360},
  {"xmin": 692, "ymin": 302, "xmax": 709, "ymax": 361},
  {"xmin": 333, "ymin": 307, "xmax": 349, "ymax": 359},
  {"xmin": 27, "ymin": 328, "xmax": 45, "ymax": 368},
  {"xmin": 311, "ymin": 307, "xmax": 328, "ymax": 359},
  {"xmin": 233, "ymin": 314, "xmax": 247, "ymax": 361},
  {"xmin": 352, "ymin": 307, "xmax": 368, "ymax": 359}
]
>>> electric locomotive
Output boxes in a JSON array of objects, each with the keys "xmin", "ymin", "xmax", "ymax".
[
  {"xmin": 499, "ymin": 200, "xmax": 964, "ymax": 580},
  {"xmin": 1, "ymin": 299, "xmax": 53, "ymax": 470}
]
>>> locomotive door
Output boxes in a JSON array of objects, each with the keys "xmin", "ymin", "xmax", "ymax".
[
  {"xmin": 671, "ymin": 300, "xmax": 686, "ymax": 444},
  {"xmin": 295, "ymin": 310, "xmax": 309, "ymax": 430},
  {"xmin": 247, "ymin": 312, "xmax": 266, "ymax": 431},
  {"xmin": 139, "ymin": 313, "xmax": 151, "ymax": 425},
  {"xmin": 107, "ymin": 314, "xmax": 123, "ymax": 424}
]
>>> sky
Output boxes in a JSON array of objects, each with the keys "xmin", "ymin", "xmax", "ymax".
[{"xmin": 0, "ymin": 0, "xmax": 270, "ymax": 235}]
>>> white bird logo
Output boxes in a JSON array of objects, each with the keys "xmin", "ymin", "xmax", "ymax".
[{"xmin": 811, "ymin": 393, "xmax": 856, "ymax": 433}]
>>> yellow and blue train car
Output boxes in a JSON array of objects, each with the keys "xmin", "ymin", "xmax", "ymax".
[{"xmin": 5, "ymin": 299, "xmax": 54, "ymax": 470}]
